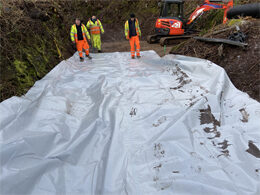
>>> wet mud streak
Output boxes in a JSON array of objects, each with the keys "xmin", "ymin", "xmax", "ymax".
[
  {"xmin": 239, "ymin": 108, "xmax": 249, "ymax": 123},
  {"xmin": 199, "ymin": 105, "xmax": 231, "ymax": 157},
  {"xmin": 188, "ymin": 100, "xmax": 200, "ymax": 108},
  {"xmin": 218, "ymin": 140, "xmax": 231, "ymax": 150},
  {"xmin": 199, "ymin": 86, "xmax": 209, "ymax": 93},
  {"xmin": 168, "ymin": 65, "xmax": 192, "ymax": 90},
  {"xmin": 246, "ymin": 141, "xmax": 260, "ymax": 158},
  {"xmin": 200, "ymin": 105, "xmax": 220, "ymax": 126},
  {"xmin": 186, "ymin": 95, "xmax": 199, "ymax": 108},
  {"xmin": 154, "ymin": 143, "xmax": 165, "ymax": 159},
  {"xmin": 153, "ymin": 116, "xmax": 167, "ymax": 127},
  {"xmin": 153, "ymin": 164, "xmax": 162, "ymax": 172},
  {"xmin": 130, "ymin": 107, "xmax": 137, "ymax": 117},
  {"xmin": 217, "ymin": 150, "xmax": 230, "ymax": 157},
  {"xmin": 219, "ymin": 91, "xmax": 224, "ymax": 109},
  {"xmin": 220, "ymin": 91, "xmax": 224, "ymax": 101},
  {"xmin": 200, "ymin": 105, "xmax": 221, "ymax": 139}
]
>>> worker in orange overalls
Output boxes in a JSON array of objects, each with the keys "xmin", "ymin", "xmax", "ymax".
[
  {"xmin": 70, "ymin": 18, "xmax": 92, "ymax": 62},
  {"xmin": 125, "ymin": 13, "xmax": 141, "ymax": 59}
]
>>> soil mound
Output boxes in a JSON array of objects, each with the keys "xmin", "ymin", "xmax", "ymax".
[{"xmin": 171, "ymin": 19, "xmax": 260, "ymax": 101}]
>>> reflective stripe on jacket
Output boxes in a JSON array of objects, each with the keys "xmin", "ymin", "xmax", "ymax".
[
  {"xmin": 125, "ymin": 19, "xmax": 141, "ymax": 39},
  {"xmin": 70, "ymin": 24, "xmax": 90, "ymax": 42},
  {"xmin": 86, "ymin": 19, "xmax": 104, "ymax": 35}
]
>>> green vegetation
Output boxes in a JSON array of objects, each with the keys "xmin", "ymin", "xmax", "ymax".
[
  {"xmin": 0, "ymin": 0, "xmax": 161, "ymax": 101},
  {"xmin": 198, "ymin": 10, "xmax": 225, "ymax": 36},
  {"xmin": 228, "ymin": 18, "xmax": 244, "ymax": 26}
]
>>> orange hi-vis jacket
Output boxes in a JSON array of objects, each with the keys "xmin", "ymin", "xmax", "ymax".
[
  {"xmin": 86, "ymin": 19, "xmax": 104, "ymax": 35},
  {"xmin": 70, "ymin": 24, "xmax": 90, "ymax": 43}
]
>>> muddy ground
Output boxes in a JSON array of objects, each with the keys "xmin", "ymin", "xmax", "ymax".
[
  {"xmin": 101, "ymin": 41, "xmax": 172, "ymax": 57},
  {"xmin": 170, "ymin": 19, "xmax": 260, "ymax": 101}
]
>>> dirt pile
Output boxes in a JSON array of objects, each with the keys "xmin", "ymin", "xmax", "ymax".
[{"xmin": 171, "ymin": 19, "xmax": 260, "ymax": 101}]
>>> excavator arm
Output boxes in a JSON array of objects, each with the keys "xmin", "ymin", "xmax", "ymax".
[{"xmin": 187, "ymin": 0, "xmax": 233, "ymax": 25}]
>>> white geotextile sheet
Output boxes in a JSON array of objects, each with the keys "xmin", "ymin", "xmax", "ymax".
[{"xmin": 0, "ymin": 51, "xmax": 260, "ymax": 195}]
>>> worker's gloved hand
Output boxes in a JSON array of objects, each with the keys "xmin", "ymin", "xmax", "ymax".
[{"xmin": 102, "ymin": 31, "xmax": 104, "ymax": 34}]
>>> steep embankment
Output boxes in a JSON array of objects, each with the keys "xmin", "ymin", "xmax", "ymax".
[{"xmin": 0, "ymin": 0, "xmax": 162, "ymax": 101}]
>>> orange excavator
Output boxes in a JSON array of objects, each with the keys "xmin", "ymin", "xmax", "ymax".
[{"xmin": 147, "ymin": 0, "xmax": 234, "ymax": 45}]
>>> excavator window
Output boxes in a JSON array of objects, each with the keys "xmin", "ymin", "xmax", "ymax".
[
  {"xmin": 161, "ymin": 2, "xmax": 183, "ymax": 19},
  {"xmin": 168, "ymin": 4, "xmax": 179, "ymax": 17}
]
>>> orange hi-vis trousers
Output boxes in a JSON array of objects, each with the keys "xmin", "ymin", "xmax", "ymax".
[
  {"xmin": 129, "ymin": 36, "xmax": 140, "ymax": 57},
  {"xmin": 76, "ymin": 40, "xmax": 89, "ymax": 57}
]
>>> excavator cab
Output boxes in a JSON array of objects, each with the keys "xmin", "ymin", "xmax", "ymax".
[
  {"xmin": 160, "ymin": 0, "xmax": 184, "ymax": 20},
  {"xmin": 156, "ymin": 0, "xmax": 185, "ymax": 36}
]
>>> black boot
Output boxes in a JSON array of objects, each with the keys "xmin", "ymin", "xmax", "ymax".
[
  {"xmin": 131, "ymin": 56, "xmax": 135, "ymax": 59},
  {"xmin": 98, "ymin": 50, "xmax": 102, "ymax": 53},
  {"xmin": 137, "ymin": 56, "xmax": 141, "ymax": 59},
  {"xmin": 86, "ymin": 55, "xmax": 92, "ymax": 59},
  {"xmin": 80, "ymin": 57, "xmax": 84, "ymax": 62}
]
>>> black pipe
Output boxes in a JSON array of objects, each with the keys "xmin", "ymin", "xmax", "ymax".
[{"xmin": 227, "ymin": 3, "xmax": 260, "ymax": 19}]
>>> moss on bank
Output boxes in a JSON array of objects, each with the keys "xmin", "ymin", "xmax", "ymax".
[{"xmin": 0, "ymin": 0, "xmax": 161, "ymax": 102}]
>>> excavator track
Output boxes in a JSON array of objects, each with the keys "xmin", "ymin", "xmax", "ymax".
[
  {"xmin": 146, "ymin": 35, "xmax": 162, "ymax": 44},
  {"xmin": 147, "ymin": 34, "xmax": 196, "ymax": 46},
  {"xmin": 159, "ymin": 35, "xmax": 194, "ymax": 46}
]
